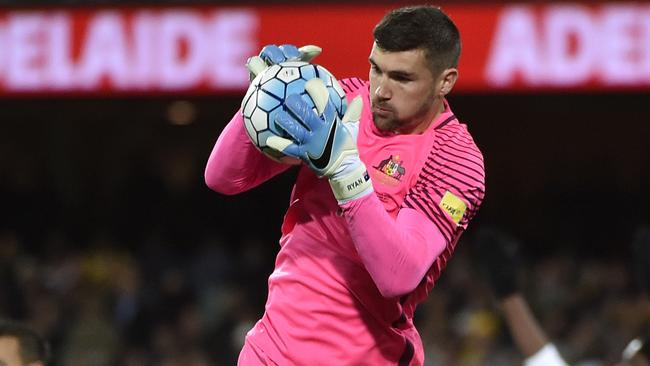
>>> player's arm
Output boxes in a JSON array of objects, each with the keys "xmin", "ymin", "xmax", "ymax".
[
  {"xmin": 474, "ymin": 227, "xmax": 650, "ymax": 366},
  {"xmin": 502, "ymin": 294, "xmax": 569, "ymax": 366},
  {"xmin": 205, "ymin": 111, "xmax": 291, "ymax": 195},
  {"xmin": 471, "ymin": 228, "xmax": 570, "ymax": 366},
  {"xmin": 340, "ymin": 194, "xmax": 448, "ymax": 297},
  {"xmin": 338, "ymin": 164, "xmax": 484, "ymax": 297},
  {"xmin": 267, "ymin": 80, "xmax": 484, "ymax": 297}
]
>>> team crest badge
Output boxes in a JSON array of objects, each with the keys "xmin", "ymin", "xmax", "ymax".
[{"xmin": 373, "ymin": 155, "xmax": 406, "ymax": 184}]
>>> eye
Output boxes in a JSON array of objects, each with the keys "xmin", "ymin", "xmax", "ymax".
[{"xmin": 393, "ymin": 75, "xmax": 411, "ymax": 83}]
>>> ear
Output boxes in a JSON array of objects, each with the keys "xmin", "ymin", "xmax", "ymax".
[{"xmin": 438, "ymin": 68, "xmax": 458, "ymax": 97}]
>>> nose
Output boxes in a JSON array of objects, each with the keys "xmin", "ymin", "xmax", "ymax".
[{"xmin": 374, "ymin": 79, "xmax": 391, "ymax": 100}]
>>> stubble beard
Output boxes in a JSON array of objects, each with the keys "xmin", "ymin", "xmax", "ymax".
[
  {"xmin": 372, "ymin": 98, "xmax": 436, "ymax": 133},
  {"xmin": 372, "ymin": 111, "xmax": 399, "ymax": 132}
]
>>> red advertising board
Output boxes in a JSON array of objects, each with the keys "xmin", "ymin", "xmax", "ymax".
[{"xmin": 0, "ymin": 3, "xmax": 648, "ymax": 95}]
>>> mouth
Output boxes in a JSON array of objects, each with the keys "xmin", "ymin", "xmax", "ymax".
[{"xmin": 372, "ymin": 103, "xmax": 393, "ymax": 115}]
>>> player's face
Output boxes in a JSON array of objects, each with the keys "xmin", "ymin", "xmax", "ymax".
[
  {"xmin": 0, "ymin": 337, "xmax": 25, "ymax": 366},
  {"xmin": 368, "ymin": 43, "xmax": 457, "ymax": 134}
]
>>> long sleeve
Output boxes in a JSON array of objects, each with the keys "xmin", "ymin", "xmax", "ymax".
[
  {"xmin": 340, "ymin": 119, "xmax": 484, "ymax": 298},
  {"xmin": 205, "ymin": 111, "xmax": 291, "ymax": 195},
  {"xmin": 341, "ymin": 193, "xmax": 448, "ymax": 298}
]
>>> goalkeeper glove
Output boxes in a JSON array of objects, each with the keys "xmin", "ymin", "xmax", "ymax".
[
  {"xmin": 471, "ymin": 227, "xmax": 522, "ymax": 299},
  {"xmin": 266, "ymin": 78, "xmax": 373, "ymax": 204},
  {"xmin": 246, "ymin": 44, "xmax": 322, "ymax": 80}
]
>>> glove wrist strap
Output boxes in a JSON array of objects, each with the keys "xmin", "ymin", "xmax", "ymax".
[{"xmin": 329, "ymin": 163, "xmax": 373, "ymax": 204}]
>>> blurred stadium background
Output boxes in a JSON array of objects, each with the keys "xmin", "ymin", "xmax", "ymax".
[{"xmin": 0, "ymin": 1, "xmax": 648, "ymax": 365}]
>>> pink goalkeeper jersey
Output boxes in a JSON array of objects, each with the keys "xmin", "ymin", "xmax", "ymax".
[{"xmin": 206, "ymin": 78, "xmax": 485, "ymax": 365}]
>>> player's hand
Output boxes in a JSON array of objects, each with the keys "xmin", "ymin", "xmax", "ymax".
[
  {"xmin": 471, "ymin": 227, "xmax": 521, "ymax": 299},
  {"xmin": 266, "ymin": 79, "xmax": 373, "ymax": 203},
  {"xmin": 246, "ymin": 44, "xmax": 322, "ymax": 81},
  {"xmin": 267, "ymin": 78, "xmax": 360, "ymax": 177}
]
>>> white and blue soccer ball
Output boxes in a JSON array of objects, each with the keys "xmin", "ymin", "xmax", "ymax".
[{"xmin": 241, "ymin": 61, "xmax": 348, "ymax": 164}]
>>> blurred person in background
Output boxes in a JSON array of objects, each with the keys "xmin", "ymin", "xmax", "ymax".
[
  {"xmin": 0, "ymin": 320, "xmax": 50, "ymax": 366},
  {"xmin": 471, "ymin": 227, "xmax": 649, "ymax": 366},
  {"xmin": 206, "ymin": 5, "xmax": 485, "ymax": 365}
]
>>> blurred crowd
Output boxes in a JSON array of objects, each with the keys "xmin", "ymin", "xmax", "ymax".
[
  {"xmin": 0, "ymin": 223, "xmax": 647, "ymax": 366},
  {"xmin": 0, "ymin": 226, "xmax": 267, "ymax": 366}
]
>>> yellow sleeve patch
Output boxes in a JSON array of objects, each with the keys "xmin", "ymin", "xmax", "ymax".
[{"xmin": 439, "ymin": 190, "xmax": 467, "ymax": 225}]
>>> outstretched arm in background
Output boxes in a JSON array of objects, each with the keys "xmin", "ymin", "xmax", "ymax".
[
  {"xmin": 471, "ymin": 228, "xmax": 569, "ymax": 366},
  {"xmin": 501, "ymin": 294, "xmax": 568, "ymax": 366}
]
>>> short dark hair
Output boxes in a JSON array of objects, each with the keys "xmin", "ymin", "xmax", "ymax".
[
  {"xmin": 0, "ymin": 320, "xmax": 50, "ymax": 365},
  {"xmin": 373, "ymin": 5, "xmax": 461, "ymax": 74}
]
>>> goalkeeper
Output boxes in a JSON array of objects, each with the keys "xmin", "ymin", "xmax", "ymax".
[{"xmin": 205, "ymin": 5, "xmax": 485, "ymax": 365}]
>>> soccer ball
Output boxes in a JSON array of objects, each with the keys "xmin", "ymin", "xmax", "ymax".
[{"xmin": 241, "ymin": 61, "xmax": 348, "ymax": 164}]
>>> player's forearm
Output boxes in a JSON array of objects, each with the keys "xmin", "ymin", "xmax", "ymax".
[
  {"xmin": 341, "ymin": 193, "xmax": 447, "ymax": 298},
  {"xmin": 205, "ymin": 111, "xmax": 290, "ymax": 195},
  {"xmin": 500, "ymin": 294, "xmax": 550, "ymax": 357},
  {"xmin": 501, "ymin": 296, "xmax": 569, "ymax": 365}
]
